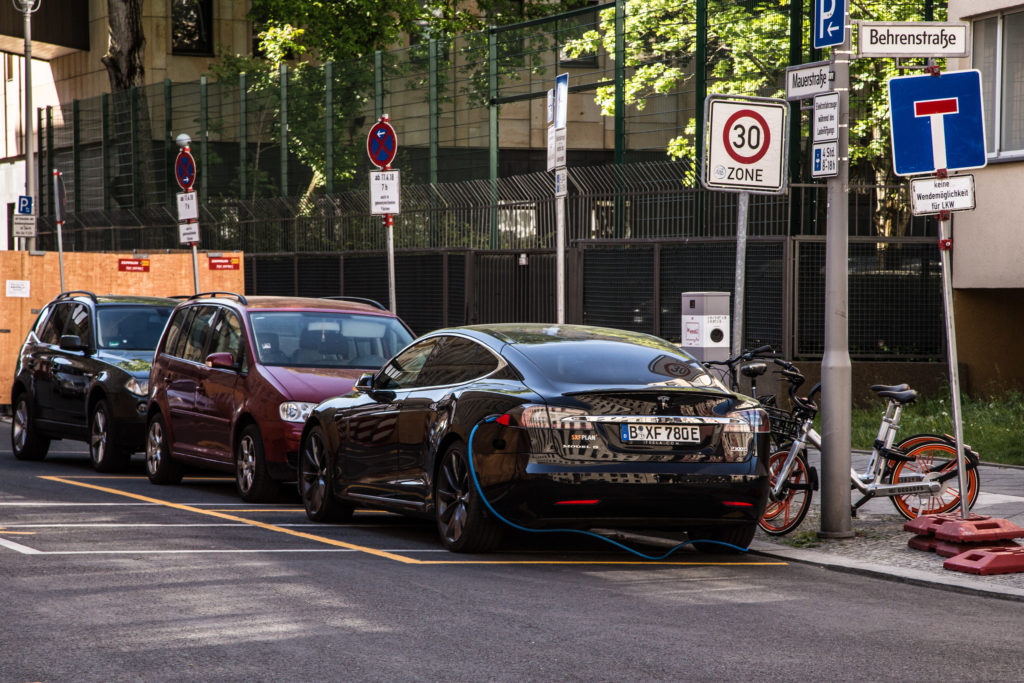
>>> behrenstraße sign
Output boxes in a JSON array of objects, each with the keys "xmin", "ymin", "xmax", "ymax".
[{"xmin": 858, "ymin": 21, "xmax": 970, "ymax": 58}]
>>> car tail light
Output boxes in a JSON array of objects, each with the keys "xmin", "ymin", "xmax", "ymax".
[
  {"xmin": 516, "ymin": 404, "xmax": 593, "ymax": 430},
  {"xmin": 555, "ymin": 499, "xmax": 600, "ymax": 505},
  {"xmin": 724, "ymin": 407, "xmax": 770, "ymax": 433}
]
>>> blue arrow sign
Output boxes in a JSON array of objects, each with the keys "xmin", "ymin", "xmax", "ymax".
[
  {"xmin": 814, "ymin": 0, "xmax": 846, "ymax": 49},
  {"xmin": 888, "ymin": 70, "xmax": 987, "ymax": 176}
]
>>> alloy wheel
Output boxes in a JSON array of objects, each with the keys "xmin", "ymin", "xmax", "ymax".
[
  {"xmin": 237, "ymin": 434, "xmax": 256, "ymax": 495},
  {"xmin": 436, "ymin": 450, "xmax": 470, "ymax": 544},
  {"xmin": 146, "ymin": 420, "xmax": 164, "ymax": 477}
]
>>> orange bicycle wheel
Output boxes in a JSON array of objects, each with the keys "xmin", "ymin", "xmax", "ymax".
[
  {"xmin": 889, "ymin": 439, "xmax": 980, "ymax": 520},
  {"xmin": 759, "ymin": 449, "xmax": 813, "ymax": 536}
]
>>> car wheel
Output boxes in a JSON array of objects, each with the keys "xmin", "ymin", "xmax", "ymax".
[
  {"xmin": 690, "ymin": 523, "xmax": 758, "ymax": 554},
  {"xmin": 11, "ymin": 392, "xmax": 50, "ymax": 461},
  {"xmin": 235, "ymin": 424, "xmax": 277, "ymax": 503},
  {"xmin": 434, "ymin": 441, "xmax": 503, "ymax": 553},
  {"xmin": 298, "ymin": 425, "xmax": 354, "ymax": 523},
  {"xmin": 90, "ymin": 399, "xmax": 131, "ymax": 472},
  {"xmin": 146, "ymin": 413, "xmax": 183, "ymax": 485}
]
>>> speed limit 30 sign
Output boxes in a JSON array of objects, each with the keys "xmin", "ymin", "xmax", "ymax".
[{"xmin": 702, "ymin": 95, "xmax": 789, "ymax": 194}]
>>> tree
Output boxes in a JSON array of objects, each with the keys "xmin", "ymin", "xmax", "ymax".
[
  {"xmin": 563, "ymin": 0, "xmax": 943, "ymax": 236},
  {"xmin": 102, "ymin": 0, "xmax": 145, "ymax": 90}
]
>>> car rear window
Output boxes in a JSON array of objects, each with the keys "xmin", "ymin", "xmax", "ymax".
[
  {"xmin": 96, "ymin": 306, "xmax": 175, "ymax": 350},
  {"xmin": 516, "ymin": 340, "xmax": 721, "ymax": 389},
  {"xmin": 249, "ymin": 311, "xmax": 413, "ymax": 368}
]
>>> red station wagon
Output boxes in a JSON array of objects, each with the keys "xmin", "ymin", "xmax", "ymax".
[{"xmin": 144, "ymin": 292, "xmax": 414, "ymax": 501}]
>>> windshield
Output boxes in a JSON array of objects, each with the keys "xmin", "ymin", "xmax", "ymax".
[
  {"xmin": 96, "ymin": 306, "xmax": 174, "ymax": 350},
  {"xmin": 249, "ymin": 311, "xmax": 413, "ymax": 369}
]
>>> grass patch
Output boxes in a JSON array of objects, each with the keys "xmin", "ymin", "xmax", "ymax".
[{"xmin": 851, "ymin": 391, "xmax": 1024, "ymax": 466}]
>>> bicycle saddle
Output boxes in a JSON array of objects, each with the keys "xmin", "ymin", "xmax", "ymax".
[
  {"xmin": 876, "ymin": 388, "xmax": 917, "ymax": 404},
  {"xmin": 870, "ymin": 383, "xmax": 910, "ymax": 394},
  {"xmin": 740, "ymin": 361, "xmax": 767, "ymax": 378}
]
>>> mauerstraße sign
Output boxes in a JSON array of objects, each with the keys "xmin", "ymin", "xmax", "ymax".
[{"xmin": 857, "ymin": 21, "xmax": 970, "ymax": 58}]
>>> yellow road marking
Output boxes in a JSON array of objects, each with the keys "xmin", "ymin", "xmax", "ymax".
[
  {"xmin": 40, "ymin": 476, "xmax": 419, "ymax": 564},
  {"xmin": 39, "ymin": 475, "xmax": 788, "ymax": 567},
  {"xmin": 0, "ymin": 530, "xmax": 36, "ymax": 535}
]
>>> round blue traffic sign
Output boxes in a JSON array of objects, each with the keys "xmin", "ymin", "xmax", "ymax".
[
  {"xmin": 367, "ymin": 120, "xmax": 398, "ymax": 169},
  {"xmin": 175, "ymin": 149, "xmax": 196, "ymax": 191}
]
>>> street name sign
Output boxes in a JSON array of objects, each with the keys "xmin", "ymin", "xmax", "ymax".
[
  {"xmin": 814, "ymin": 0, "xmax": 846, "ymax": 49},
  {"xmin": 813, "ymin": 92, "xmax": 839, "ymax": 143},
  {"xmin": 370, "ymin": 170, "xmax": 401, "ymax": 215},
  {"xmin": 785, "ymin": 60, "xmax": 832, "ymax": 101},
  {"xmin": 858, "ymin": 21, "xmax": 969, "ymax": 58},
  {"xmin": 910, "ymin": 174, "xmax": 975, "ymax": 215},
  {"xmin": 888, "ymin": 69, "xmax": 986, "ymax": 176},
  {"xmin": 702, "ymin": 95, "xmax": 788, "ymax": 194}
]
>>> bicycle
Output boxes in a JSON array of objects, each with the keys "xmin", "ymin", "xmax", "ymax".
[{"xmin": 758, "ymin": 359, "xmax": 982, "ymax": 535}]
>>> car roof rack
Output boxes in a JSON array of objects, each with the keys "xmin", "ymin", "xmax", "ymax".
[
  {"xmin": 55, "ymin": 290, "xmax": 98, "ymax": 303},
  {"xmin": 321, "ymin": 296, "xmax": 387, "ymax": 310},
  {"xmin": 188, "ymin": 291, "xmax": 248, "ymax": 305}
]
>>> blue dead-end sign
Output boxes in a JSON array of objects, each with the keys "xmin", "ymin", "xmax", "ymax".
[{"xmin": 888, "ymin": 69, "xmax": 987, "ymax": 176}]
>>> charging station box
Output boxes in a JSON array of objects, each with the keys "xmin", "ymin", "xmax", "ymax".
[{"xmin": 681, "ymin": 292, "xmax": 730, "ymax": 362}]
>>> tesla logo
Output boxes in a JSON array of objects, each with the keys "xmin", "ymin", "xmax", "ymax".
[{"xmin": 656, "ymin": 396, "xmax": 671, "ymax": 412}]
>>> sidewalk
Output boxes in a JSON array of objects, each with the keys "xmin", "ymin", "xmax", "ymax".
[{"xmin": 750, "ymin": 452, "xmax": 1024, "ymax": 602}]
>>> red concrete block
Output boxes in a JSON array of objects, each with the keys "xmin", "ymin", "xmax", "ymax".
[
  {"xmin": 903, "ymin": 513, "xmax": 990, "ymax": 536},
  {"xmin": 933, "ymin": 517, "xmax": 1024, "ymax": 543},
  {"xmin": 907, "ymin": 534, "xmax": 939, "ymax": 552},
  {"xmin": 934, "ymin": 539, "xmax": 1020, "ymax": 559},
  {"xmin": 944, "ymin": 546, "xmax": 1024, "ymax": 575}
]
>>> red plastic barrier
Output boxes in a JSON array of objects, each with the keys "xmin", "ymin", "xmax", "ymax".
[
  {"xmin": 933, "ymin": 517, "xmax": 1024, "ymax": 543},
  {"xmin": 903, "ymin": 513, "xmax": 990, "ymax": 536},
  {"xmin": 934, "ymin": 539, "xmax": 1020, "ymax": 559},
  {"xmin": 944, "ymin": 546, "xmax": 1024, "ymax": 575}
]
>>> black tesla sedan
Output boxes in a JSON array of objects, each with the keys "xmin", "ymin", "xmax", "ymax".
[{"xmin": 298, "ymin": 324, "xmax": 771, "ymax": 553}]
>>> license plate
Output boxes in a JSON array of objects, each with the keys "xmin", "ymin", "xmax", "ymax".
[{"xmin": 620, "ymin": 423, "xmax": 701, "ymax": 444}]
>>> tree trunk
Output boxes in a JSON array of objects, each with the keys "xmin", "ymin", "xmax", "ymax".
[{"xmin": 102, "ymin": 0, "xmax": 146, "ymax": 90}]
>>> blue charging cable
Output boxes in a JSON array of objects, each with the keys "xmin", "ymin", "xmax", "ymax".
[{"xmin": 466, "ymin": 417, "xmax": 751, "ymax": 559}]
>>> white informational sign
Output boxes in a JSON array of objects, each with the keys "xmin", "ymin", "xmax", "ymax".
[
  {"xmin": 177, "ymin": 191, "xmax": 199, "ymax": 221},
  {"xmin": 858, "ymin": 21, "xmax": 970, "ymax": 58},
  {"xmin": 547, "ymin": 126, "xmax": 566, "ymax": 172},
  {"xmin": 813, "ymin": 93, "xmax": 839, "ymax": 143},
  {"xmin": 6, "ymin": 280, "xmax": 30, "ymax": 298},
  {"xmin": 554, "ymin": 168, "xmax": 568, "ymax": 198},
  {"xmin": 910, "ymin": 174, "xmax": 975, "ymax": 215},
  {"xmin": 811, "ymin": 141, "xmax": 839, "ymax": 178},
  {"xmin": 702, "ymin": 95, "xmax": 788, "ymax": 194},
  {"xmin": 370, "ymin": 170, "xmax": 401, "ymax": 215},
  {"xmin": 179, "ymin": 222, "xmax": 200, "ymax": 244},
  {"xmin": 785, "ymin": 60, "xmax": 832, "ymax": 101},
  {"xmin": 12, "ymin": 214, "xmax": 36, "ymax": 238},
  {"xmin": 681, "ymin": 314, "xmax": 730, "ymax": 350}
]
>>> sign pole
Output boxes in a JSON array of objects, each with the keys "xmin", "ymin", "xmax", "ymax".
[
  {"xmin": 52, "ymin": 169, "xmax": 65, "ymax": 291},
  {"xmin": 191, "ymin": 243, "xmax": 200, "ymax": 294},
  {"xmin": 386, "ymin": 212, "xmax": 396, "ymax": 314},
  {"xmin": 731, "ymin": 191, "xmax": 749, "ymax": 359},
  {"xmin": 819, "ymin": 4, "xmax": 854, "ymax": 539}
]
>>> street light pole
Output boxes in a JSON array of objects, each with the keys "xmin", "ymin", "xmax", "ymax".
[{"xmin": 16, "ymin": 0, "xmax": 41, "ymax": 251}]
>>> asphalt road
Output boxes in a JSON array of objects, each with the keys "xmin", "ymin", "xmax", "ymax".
[{"xmin": 1, "ymin": 421, "xmax": 1022, "ymax": 682}]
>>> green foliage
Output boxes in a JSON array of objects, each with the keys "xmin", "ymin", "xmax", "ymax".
[{"xmin": 851, "ymin": 391, "xmax": 1024, "ymax": 466}]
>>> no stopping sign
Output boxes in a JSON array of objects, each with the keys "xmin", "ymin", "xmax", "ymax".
[{"xmin": 702, "ymin": 95, "xmax": 788, "ymax": 194}]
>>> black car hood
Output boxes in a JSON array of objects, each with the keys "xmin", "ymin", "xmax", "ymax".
[{"xmin": 94, "ymin": 349, "xmax": 155, "ymax": 378}]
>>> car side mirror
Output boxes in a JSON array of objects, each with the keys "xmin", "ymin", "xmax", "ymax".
[
  {"xmin": 354, "ymin": 372, "xmax": 374, "ymax": 392},
  {"xmin": 59, "ymin": 334, "xmax": 89, "ymax": 352},
  {"xmin": 205, "ymin": 351, "xmax": 237, "ymax": 370}
]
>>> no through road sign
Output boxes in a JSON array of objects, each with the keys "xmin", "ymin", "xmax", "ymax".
[{"xmin": 702, "ymin": 95, "xmax": 788, "ymax": 194}]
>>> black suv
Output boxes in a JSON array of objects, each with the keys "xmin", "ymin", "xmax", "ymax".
[{"xmin": 11, "ymin": 291, "xmax": 177, "ymax": 471}]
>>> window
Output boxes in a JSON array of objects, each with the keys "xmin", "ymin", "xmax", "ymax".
[
  {"xmin": 973, "ymin": 11, "xmax": 1024, "ymax": 157},
  {"xmin": 181, "ymin": 306, "xmax": 217, "ymax": 363},
  {"xmin": 557, "ymin": 2, "xmax": 599, "ymax": 69},
  {"xmin": 209, "ymin": 310, "xmax": 243, "ymax": 357},
  {"xmin": 377, "ymin": 338, "xmax": 440, "ymax": 390},
  {"xmin": 172, "ymin": 0, "xmax": 213, "ymax": 56},
  {"xmin": 415, "ymin": 337, "xmax": 501, "ymax": 387},
  {"xmin": 64, "ymin": 304, "xmax": 92, "ymax": 345},
  {"xmin": 36, "ymin": 304, "xmax": 68, "ymax": 345}
]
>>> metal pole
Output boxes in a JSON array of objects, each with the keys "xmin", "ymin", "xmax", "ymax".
[
  {"xmin": 731, "ymin": 191, "xmax": 749, "ymax": 358},
  {"xmin": 386, "ymin": 214, "xmax": 396, "ymax": 313},
  {"xmin": 556, "ymin": 193, "xmax": 565, "ymax": 324},
  {"xmin": 22, "ymin": 0, "xmax": 36, "ymax": 251},
  {"xmin": 52, "ymin": 168, "xmax": 64, "ymax": 289},
  {"xmin": 938, "ymin": 216, "xmax": 970, "ymax": 518},
  {"xmin": 819, "ymin": 9, "xmax": 854, "ymax": 539},
  {"xmin": 191, "ymin": 243, "xmax": 199, "ymax": 294}
]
